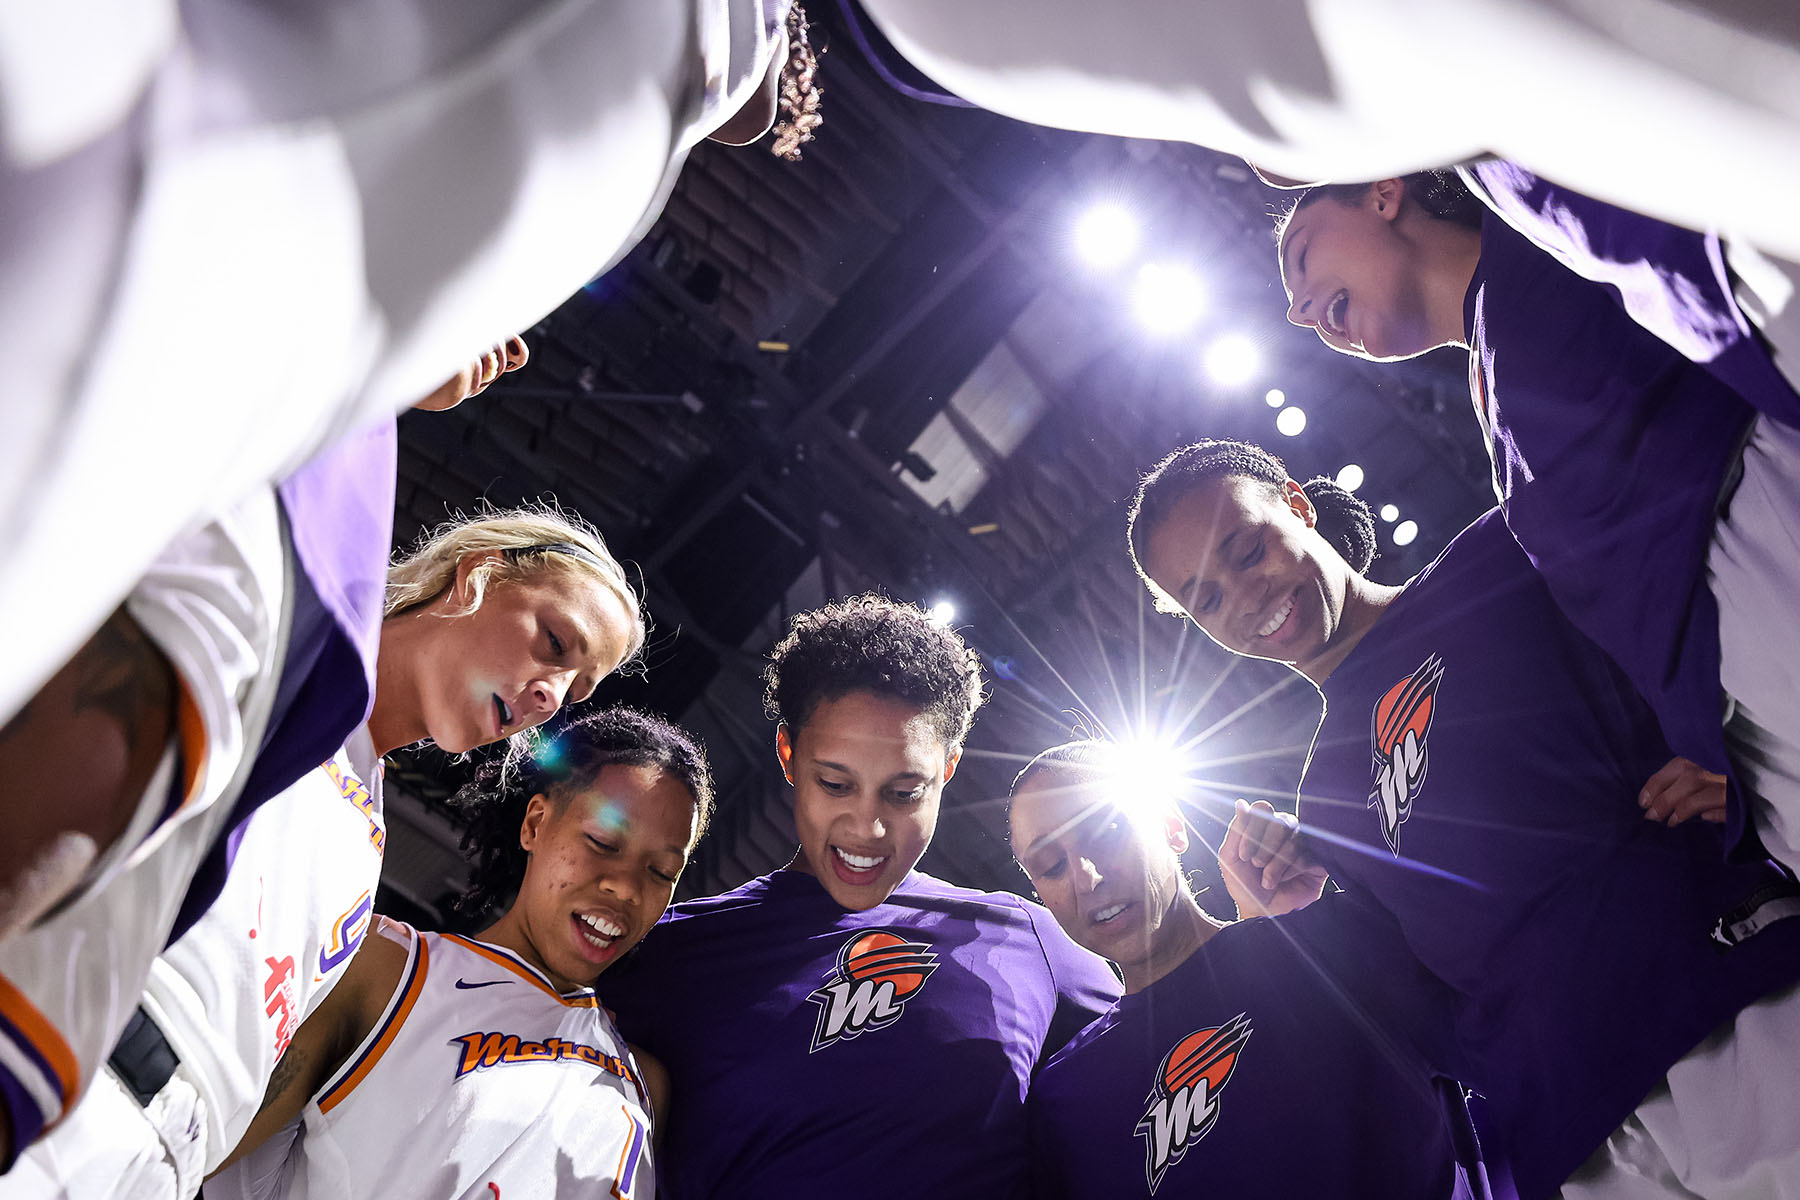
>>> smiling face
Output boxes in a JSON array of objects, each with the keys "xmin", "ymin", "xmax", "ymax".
[
  {"xmin": 1140, "ymin": 475, "xmax": 1357, "ymax": 675},
  {"xmin": 414, "ymin": 560, "xmax": 635, "ymax": 753},
  {"xmin": 1279, "ymin": 182, "xmax": 1437, "ymax": 362},
  {"xmin": 415, "ymin": 335, "xmax": 530, "ymax": 412},
  {"xmin": 1011, "ymin": 769, "xmax": 1189, "ymax": 975},
  {"xmin": 511, "ymin": 763, "xmax": 698, "ymax": 990},
  {"xmin": 778, "ymin": 691, "xmax": 960, "ymax": 911}
]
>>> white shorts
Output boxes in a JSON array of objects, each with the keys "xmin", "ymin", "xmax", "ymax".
[
  {"xmin": 1707, "ymin": 414, "xmax": 1800, "ymax": 875},
  {"xmin": 1559, "ymin": 979, "xmax": 1800, "ymax": 1199}
]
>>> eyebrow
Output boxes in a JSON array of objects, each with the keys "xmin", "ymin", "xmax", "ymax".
[
  {"xmin": 1280, "ymin": 224, "xmax": 1304, "ymax": 287},
  {"xmin": 813, "ymin": 758, "xmax": 927, "ymax": 785}
]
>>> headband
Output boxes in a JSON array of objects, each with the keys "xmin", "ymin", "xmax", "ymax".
[{"xmin": 503, "ymin": 542, "xmax": 608, "ymax": 571}]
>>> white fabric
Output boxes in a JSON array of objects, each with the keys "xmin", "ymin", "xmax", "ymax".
[
  {"xmin": 8, "ymin": 1066, "xmax": 207, "ymax": 1200},
  {"xmin": 1723, "ymin": 238, "xmax": 1800, "ymax": 395},
  {"xmin": 0, "ymin": 0, "xmax": 781, "ymax": 728},
  {"xmin": 1558, "ymin": 979, "xmax": 1800, "ymax": 1199},
  {"xmin": 149, "ymin": 727, "xmax": 384, "ymax": 1177},
  {"xmin": 860, "ymin": 0, "xmax": 1800, "ymax": 261},
  {"xmin": 1708, "ymin": 415, "xmax": 1800, "ymax": 876},
  {"xmin": 0, "ymin": 488, "xmax": 287, "ymax": 1145},
  {"xmin": 212, "ymin": 926, "xmax": 653, "ymax": 1200}
]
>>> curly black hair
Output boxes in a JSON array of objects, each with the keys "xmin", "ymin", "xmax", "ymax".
[
  {"xmin": 763, "ymin": 593, "xmax": 986, "ymax": 749},
  {"xmin": 771, "ymin": 2, "xmax": 823, "ymax": 161},
  {"xmin": 1273, "ymin": 168, "xmax": 1486, "ymax": 244},
  {"xmin": 1126, "ymin": 439, "xmax": 1376, "ymax": 614},
  {"xmin": 449, "ymin": 705, "xmax": 715, "ymax": 916}
]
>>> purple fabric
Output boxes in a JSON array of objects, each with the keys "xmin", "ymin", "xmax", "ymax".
[
  {"xmin": 599, "ymin": 869, "xmax": 1122, "ymax": 1200},
  {"xmin": 1300, "ymin": 510, "xmax": 1800, "ymax": 1199},
  {"xmin": 1030, "ymin": 892, "xmax": 1491, "ymax": 1199},
  {"xmin": 168, "ymin": 418, "xmax": 397, "ymax": 943},
  {"xmin": 1466, "ymin": 213, "xmax": 1763, "ymax": 857},
  {"xmin": 0, "ymin": 1063, "xmax": 45, "ymax": 1171},
  {"xmin": 1462, "ymin": 160, "xmax": 1800, "ymax": 427}
]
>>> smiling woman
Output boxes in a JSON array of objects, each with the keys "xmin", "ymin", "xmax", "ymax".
[
  {"xmin": 207, "ymin": 706, "xmax": 713, "ymax": 1200},
  {"xmin": 598, "ymin": 594, "xmax": 1121, "ymax": 1200}
]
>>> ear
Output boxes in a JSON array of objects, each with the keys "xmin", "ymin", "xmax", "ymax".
[
  {"xmin": 450, "ymin": 548, "xmax": 506, "ymax": 604},
  {"xmin": 774, "ymin": 723, "xmax": 796, "ymax": 785},
  {"xmin": 1281, "ymin": 479, "xmax": 1317, "ymax": 528},
  {"xmin": 942, "ymin": 743, "xmax": 965, "ymax": 786},
  {"xmin": 1369, "ymin": 177, "xmax": 1405, "ymax": 222},
  {"xmin": 1164, "ymin": 810, "xmax": 1190, "ymax": 855},
  {"xmin": 519, "ymin": 792, "xmax": 553, "ymax": 853}
]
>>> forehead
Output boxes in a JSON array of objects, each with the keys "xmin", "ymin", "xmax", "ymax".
[
  {"xmin": 511, "ymin": 569, "xmax": 633, "ymax": 654},
  {"xmin": 1144, "ymin": 477, "xmax": 1269, "ymax": 574},
  {"xmin": 1009, "ymin": 771, "xmax": 1108, "ymax": 846},
  {"xmin": 798, "ymin": 691, "xmax": 947, "ymax": 769},
  {"xmin": 567, "ymin": 762, "xmax": 697, "ymax": 849}
]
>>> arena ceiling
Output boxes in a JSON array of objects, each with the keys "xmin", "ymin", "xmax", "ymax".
[{"xmin": 379, "ymin": 3, "xmax": 1494, "ymax": 926}]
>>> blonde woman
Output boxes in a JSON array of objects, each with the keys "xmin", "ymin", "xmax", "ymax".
[{"xmin": 12, "ymin": 507, "xmax": 645, "ymax": 1198}]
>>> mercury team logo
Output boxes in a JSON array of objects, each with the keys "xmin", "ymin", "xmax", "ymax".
[
  {"xmin": 806, "ymin": 929, "xmax": 939, "ymax": 1052},
  {"xmin": 1368, "ymin": 653, "xmax": 1446, "ymax": 852},
  {"xmin": 1135, "ymin": 1015, "xmax": 1253, "ymax": 1194}
]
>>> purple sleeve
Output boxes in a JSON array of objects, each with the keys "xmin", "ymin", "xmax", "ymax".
[
  {"xmin": 1021, "ymin": 900, "xmax": 1122, "ymax": 1064},
  {"xmin": 1463, "ymin": 160, "xmax": 1800, "ymax": 424}
]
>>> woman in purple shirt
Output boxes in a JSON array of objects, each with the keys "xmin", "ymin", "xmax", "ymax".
[
  {"xmin": 1273, "ymin": 170, "xmax": 1800, "ymax": 878},
  {"xmin": 1126, "ymin": 436, "xmax": 1800, "ymax": 1198}
]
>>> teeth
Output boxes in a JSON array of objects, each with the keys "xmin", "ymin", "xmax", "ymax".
[
  {"xmin": 495, "ymin": 695, "xmax": 514, "ymax": 727},
  {"xmin": 1328, "ymin": 291, "xmax": 1348, "ymax": 333},
  {"xmin": 577, "ymin": 912, "xmax": 624, "ymax": 939},
  {"xmin": 1258, "ymin": 595, "xmax": 1295, "ymax": 638},
  {"xmin": 1093, "ymin": 903, "xmax": 1127, "ymax": 923},
  {"xmin": 833, "ymin": 847, "xmax": 885, "ymax": 871}
]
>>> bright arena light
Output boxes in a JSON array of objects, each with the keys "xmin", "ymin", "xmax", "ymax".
[
  {"xmin": 1335, "ymin": 463, "xmax": 1364, "ymax": 492},
  {"xmin": 1131, "ymin": 262, "xmax": 1206, "ymax": 336},
  {"xmin": 1072, "ymin": 203, "xmax": 1141, "ymax": 270},
  {"xmin": 927, "ymin": 599, "xmax": 957, "ymax": 626},
  {"xmin": 1393, "ymin": 520, "xmax": 1420, "ymax": 547},
  {"xmin": 1379, "ymin": 503, "xmax": 1400, "ymax": 523},
  {"xmin": 1264, "ymin": 388, "xmax": 1286, "ymax": 408},
  {"xmin": 1105, "ymin": 738, "xmax": 1193, "ymax": 822},
  {"xmin": 1275, "ymin": 405, "xmax": 1307, "ymax": 437},
  {"xmin": 1203, "ymin": 334, "xmax": 1261, "ymax": 387}
]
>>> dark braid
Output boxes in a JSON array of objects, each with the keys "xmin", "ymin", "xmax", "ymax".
[
  {"xmin": 1126, "ymin": 439, "xmax": 1377, "ymax": 610},
  {"xmin": 771, "ymin": 3, "xmax": 823, "ymax": 161},
  {"xmin": 1273, "ymin": 168, "xmax": 1486, "ymax": 243},
  {"xmin": 449, "ymin": 706, "xmax": 715, "ymax": 916}
]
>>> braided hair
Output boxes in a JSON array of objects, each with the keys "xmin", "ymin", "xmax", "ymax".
[
  {"xmin": 1126, "ymin": 439, "xmax": 1375, "ymax": 615},
  {"xmin": 450, "ymin": 706, "xmax": 715, "ymax": 915},
  {"xmin": 770, "ymin": 3, "xmax": 824, "ymax": 161}
]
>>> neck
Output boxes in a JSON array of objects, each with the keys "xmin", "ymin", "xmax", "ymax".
[
  {"xmin": 1123, "ymin": 892, "xmax": 1224, "ymax": 994},
  {"xmin": 1295, "ymin": 573, "xmax": 1403, "ymax": 686},
  {"xmin": 367, "ymin": 612, "xmax": 427, "ymax": 756},
  {"xmin": 1411, "ymin": 216, "xmax": 1484, "ymax": 350},
  {"xmin": 474, "ymin": 909, "xmax": 588, "ymax": 994}
]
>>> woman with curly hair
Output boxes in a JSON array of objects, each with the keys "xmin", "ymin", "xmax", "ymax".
[
  {"xmin": 15, "ymin": 508, "xmax": 647, "ymax": 1198},
  {"xmin": 211, "ymin": 705, "xmax": 713, "ymax": 1199},
  {"xmin": 600, "ymin": 593, "xmax": 1120, "ymax": 1200}
]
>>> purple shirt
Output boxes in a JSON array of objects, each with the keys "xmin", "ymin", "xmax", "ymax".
[
  {"xmin": 1030, "ymin": 892, "xmax": 1493, "ymax": 1199},
  {"xmin": 1466, "ymin": 212, "xmax": 1764, "ymax": 856},
  {"xmin": 1301, "ymin": 510, "xmax": 1800, "ymax": 1199},
  {"xmin": 1461, "ymin": 160, "xmax": 1800, "ymax": 427},
  {"xmin": 600, "ymin": 869, "xmax": 1122, "ymax": 1200}
]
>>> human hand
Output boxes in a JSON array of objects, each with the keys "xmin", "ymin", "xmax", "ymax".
[
  {"xmin": 1639, "ymin": 756, "xmax": 1727, "ymax": 826},
  {"xmin": 1218, "ymin": 799, "xmax": 1328, "ymax": 918}
]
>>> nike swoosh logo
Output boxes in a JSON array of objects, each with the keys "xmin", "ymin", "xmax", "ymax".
[{"xmin": 454, "ymin": 978, "xmax": 511, "ymax": 990}]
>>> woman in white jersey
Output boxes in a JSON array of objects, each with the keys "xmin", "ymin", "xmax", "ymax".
[
  {"xmin": 12, "ymin": 507, "xmax": 646, "ymax": 1198},
  {"xmin": 210, "ymin": 704, "xmax": 714, "ymax": 1200}
]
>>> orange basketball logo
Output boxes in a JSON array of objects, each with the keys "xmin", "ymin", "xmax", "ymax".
[
  {"xmin": 806, "ymin": 928, "xmax": 940, "ymax": 1052},
  {"xmin": 1368, "ymin": 653, "xmax": 1446, "ymax": 852},
  {"xmin": 1136, "ymin": 1014, "xmax": 1253, "ymax": 1194}
]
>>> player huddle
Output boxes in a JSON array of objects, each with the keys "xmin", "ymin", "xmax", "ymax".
[{"xmin": 4, "ymin": 3, "xmax": 1800, "ymax": 1199}]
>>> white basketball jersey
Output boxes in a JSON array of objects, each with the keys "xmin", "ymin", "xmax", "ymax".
[
  {"xmin": 269, "ymin": 924, "xmax": 653, "ymax": 1200},
  {"xmin": 145, "ymin": 727, "xmax": 385, "ymax": 1173}
]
